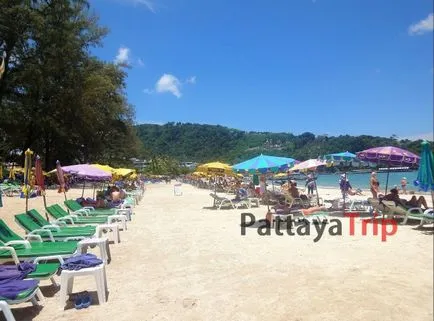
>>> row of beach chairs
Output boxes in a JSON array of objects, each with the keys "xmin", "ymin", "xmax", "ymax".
[{"xmin": 0, "ymin": 188, "xmax": 144, "ymax": 321}]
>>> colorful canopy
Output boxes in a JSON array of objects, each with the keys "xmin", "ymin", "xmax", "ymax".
[
  {"xmin": 92, "ymin": 164, "xmax": 115, "ymax": 174},
  {"xmin": 197, "ymin": 162, "xmax": 233, "ymax": 175},
  {"xmin": 113, "ymin": 168, "xmax": 135, "ymax": 177},
  {"xmin": 356, "ymin": 146, "xmax": 420, "ymax": 166},
  {"xmin": 232, "ymin": 154, "xmax": 296, "ymax": 174},
  {"xmin": 414, "ymin": 141, "xmax": 434, "ymax": 192},
  {"xmin": 324, "ymin": 151, "xmax": 356, "ymax": 162},
  {"xmin": 60, "ymin": 164, "xmax": 112, "ymax": 181},
  {"xmin": 289, "ymin": 159, "xmax": 326, "ymax": 172}
]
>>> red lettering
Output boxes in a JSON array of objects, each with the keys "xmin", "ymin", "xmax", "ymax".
[
  {"xmin": 381, "ymin": 219, "xmax": 398, "ymax": 242},
  {"xmin": 345, "ymin": 212, "xmax": 360, "ymax": 236}
]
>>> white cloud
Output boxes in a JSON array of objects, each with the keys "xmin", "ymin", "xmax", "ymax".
[
  {"xmin": 155, "ymin": 74, "xmax": 182, "ymax": 98},
  {"xmin": 115, "ymin": 47, "xmax": 130, "ymax": 65},
  {"xmin": 408, "ymin": 13, "xmax": 434, "ymax": 35},
  {"xmin": 116, "ymin": 0, "xmax": 157, "ymax": 13},
  {"xmin": 143, "ymin": 88, "xmax": 153, "ymax": 95},
  {"xmin": 186, "ymin": 76, "xmax": 197, "ymax": 84}
]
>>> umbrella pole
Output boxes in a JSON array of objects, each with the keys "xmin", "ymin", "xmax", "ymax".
[
  {"xmin": 384, "ymin": 163, "xmax": 390, "ymax": 195},
  {"xmin": 343, "ymin": 171, "xmax": 347, "ymax": 211},
  {"xmin": 81, "ymin": 181, "xmax": 85, "ymax": 197},
  {"xmin": 93, "ymin": 183, "xmax": 96, "ymax": 199}
]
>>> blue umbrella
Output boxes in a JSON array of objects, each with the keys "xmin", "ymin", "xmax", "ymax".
[
  {"xmin": 414, "ymin": 140, "xmax": 434, "ymax": 207},
  {"xmin": 232, "ymin": 154, "xmax": 295, "ymax": 174}
]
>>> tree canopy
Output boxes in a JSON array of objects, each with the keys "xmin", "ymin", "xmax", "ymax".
[
  {"xmin": 0, "ymin": 0, "xmax": 143, "ymax": 169},
  {"xmin": 136, "ymin": 122, "xmax": 429, "ymax": 164}
]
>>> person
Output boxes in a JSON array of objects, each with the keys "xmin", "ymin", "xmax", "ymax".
[
  {"xmin": 370, "ymin": 172, "xmax": 380, "ymax": 199},
  {"xmin": 339, "ymin": 174, "xmax": 359, "ymax": 196},
  {"xmin": 382, "ymin": 188, "xmax": 429, "ymax": 210},
  {"xmin": 288, "ymin": 180, "xmax": 308, "ymax": 201},
  {"xmin": 259, "ymin": 175, "xmax": 266, "ymax": 196},
  {"xmin": 305, "ymin": 174, "xmax": 316, "ymax": 195},
  {"xmin": 400, "ymin": 177, "xmax": 407, "ymax": 194}
]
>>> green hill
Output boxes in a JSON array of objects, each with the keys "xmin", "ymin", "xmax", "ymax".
[{"xmin": 135, "ymin": 122, "xmax": 426, "ymax": 163}]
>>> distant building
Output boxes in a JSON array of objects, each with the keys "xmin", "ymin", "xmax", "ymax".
[
  {"xmin": 180, "ymin": 162, "xmax": 198, "ymax": 169},
  {"xmin": 129, "ymin": 158, "xmax": 151, "ymax": 170}
]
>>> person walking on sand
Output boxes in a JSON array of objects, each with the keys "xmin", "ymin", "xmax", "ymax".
[
  {"xmin": 370, "ymin": 172, "xmax": 380, "ymax": 199},
  {"xmin": 401, "ymin": 177, "xmax": 407, "ymax": 194}
]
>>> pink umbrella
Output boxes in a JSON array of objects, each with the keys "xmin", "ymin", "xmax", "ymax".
[
  {"xmin": 357, "ymin": 146, "xmax": 420, "ymax": 194},
  {"xmin": 289, "ymin": 159, "xmax": 326, "ymax": 172}
]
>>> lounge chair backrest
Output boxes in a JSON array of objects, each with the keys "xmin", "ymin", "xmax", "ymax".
[
  {"xmin": 15, "ymin": 214, "xmax": 41, "ymax": 233},
  {"xmin": 27, "ymin": 209, "xmax": 49, "ymax": 226},
  {"xmin": 64, "ymin": 200, "xmax": 82, "ymax": 211},
  {"xmin": 0, "ymin": 219, "xmax": 23, "ymax": 243},
  {"xmin": 46, "ymin": 204, "xmax": 66, "ymax": 219}
]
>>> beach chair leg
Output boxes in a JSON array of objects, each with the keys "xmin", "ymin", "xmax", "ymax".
[{"xmin": 0, "ymin": 301, "xmax": 15, "ymax": 321}]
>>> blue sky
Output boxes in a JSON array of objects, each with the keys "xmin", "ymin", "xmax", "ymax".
[{"xmin": 91, "ymin": 0, "xmax": 433, "ymax": 140}]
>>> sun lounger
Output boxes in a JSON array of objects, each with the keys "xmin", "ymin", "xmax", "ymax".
[
  {"xmin": 26, "ymin": 209, "xmax": 96, "ymax": 233},
  {"xmin": 209, "ymin": 193, "xmax": 249, "ymax": 209},
  {"xmin": 0, "ymin": 284, "xmax": 43, "ymax": 321},
  {"xmin": 0, "ymin": 219, "xmax": 78, "ymax": 262},
  {"xmin": 290, "ymin": 209, "xmax": 329, "ymax": 225},
  {"xmin": 46, "ymin": 205, "xmax": 114, "ymax": 225},
  {"xmin": 14, "ymin": 213, "xmax": 96, "ymax": 242},
  {"xmin": 64, "ymin": 200, "xmax": 131, "ymax": 219}
]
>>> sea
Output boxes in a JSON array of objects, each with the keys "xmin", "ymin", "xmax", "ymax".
[{"xmin": 271, "ymin": 171, "xmax": 420, "ymax": 191}]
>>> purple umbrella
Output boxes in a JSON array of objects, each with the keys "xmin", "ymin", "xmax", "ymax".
[
  {"xmin": 61, "ymin": 164, "xmax": 112, "ymax": 181},
  {"xmin": 356, "ymin": 146, "xmax": 420, "ymax": 194}
]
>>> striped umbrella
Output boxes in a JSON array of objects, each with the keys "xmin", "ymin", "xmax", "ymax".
[{"xmin": 23, "ymin": 148, "xmax": 33, "ymax": 212}]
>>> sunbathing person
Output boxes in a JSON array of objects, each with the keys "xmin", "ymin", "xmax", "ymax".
[
  {"xmin": 266, "ymin": 205, "xmax": 327, "ymax": 223},
  {"xmin": 382, "ymin": 188, "xmax": 429, "ymax": 210},
  {"xmin": 339, "ymin": 175, "xmax": 362, "ymax": 196}
]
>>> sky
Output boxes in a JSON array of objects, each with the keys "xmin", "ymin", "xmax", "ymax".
[{"xmin": 91, "ymin": 0, "xmax": 433, "ymax": 140}]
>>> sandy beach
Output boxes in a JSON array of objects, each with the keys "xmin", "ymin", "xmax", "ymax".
[{"xmin": 1, "ymin": 183, "xmax": 433, "ymax": 321}]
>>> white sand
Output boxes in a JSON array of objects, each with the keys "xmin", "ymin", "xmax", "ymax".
[{"xmin": 1, "ymin": 184, "xmax": 433, "ymax": 321}]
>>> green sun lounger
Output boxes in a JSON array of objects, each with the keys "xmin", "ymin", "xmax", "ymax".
[
  {"xmin": 0, "ymin": 219, "xmax": 78, "ymax": 262},
  {"xmin": 46, "ymin": 204, "xmax": 110, "ymax": 225},
  {"xmin": 26, "ymin": 209, "xmax": 96, "ymax": 234},
  {"xmin": 15, "ymin": 213, "xmax": 96, "ymax": 242},
  {"xmin": 0, "ymin": 285, "xmax": 43, "ymax": 321},
  {"xmin": 64, "ymin": 199, "xmax": 119, "ymax": 215}
]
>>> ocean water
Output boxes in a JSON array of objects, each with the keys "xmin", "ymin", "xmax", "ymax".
[
  {"xmin": 269, "ymin": 171, "xmax": 419, "ymax": 191},
  {"xmin": 315, "ymin": 171, "xmax": 418, "ymax": 190}
]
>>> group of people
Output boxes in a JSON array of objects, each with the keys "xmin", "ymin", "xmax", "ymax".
[{"xmin": 369, "ymin": 171, "xmax": 429, "ymax": 210}]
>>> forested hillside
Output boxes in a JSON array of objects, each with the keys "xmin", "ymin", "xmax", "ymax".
[{"xmin": 136, "ymin": 122, "xmax": 427, "ymax": 163}]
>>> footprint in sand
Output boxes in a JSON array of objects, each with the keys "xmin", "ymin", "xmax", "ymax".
[{"xmin": 182, "ymin": 298, "xmax": 198, "ymax": 308}]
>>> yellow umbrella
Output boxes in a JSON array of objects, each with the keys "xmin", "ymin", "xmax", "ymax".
[
  {"xmin": 274, "ymin": 172, "xmax": 288, "ymax": 178},
  {"xmin": 92, "ymin": 164, "xmax": 115, "ymax": 174},
  {"xmin": 196, "ymin": 162, "xmax": 233, "ymax": 175},
  {"xmin": 23, "ymin": 148, "xmax": 34, "ymax": 211},
  {"xmin": 113, "ymin": 168, "xmax": 135, "ymax": 177}
]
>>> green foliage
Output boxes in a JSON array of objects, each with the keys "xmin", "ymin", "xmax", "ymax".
[
  {"xmin": 136, "ymin": 123, "xmax": 429, "ymax": 164},
  {"xmin": 0, "ymin": 0, "xmax": 143, "ymax": 168}
]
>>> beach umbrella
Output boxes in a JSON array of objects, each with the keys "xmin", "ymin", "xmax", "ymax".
[
  {"xmin": 324, "ymin": 152, "xmax": 357, "ymax": 210},
  {"xmin": 23, "ymin": 148, "xmax": 33, "ymax": 212},
  {"xmin": 413, "ymin": 140, "xmax": 434, "ymax": 207},
  {"xmin": 56, "ymin": 160, "xmax": 67, "ymax": 200},
  {"xmin": 233, "ymin": 154, "xmax": 296, "ymax": 210},
  {"xmin": 34, "ymin": 156, "xmax": 48, "ymax": 219},
  {"xmin": 197, "ymin": 162, "xmax": 233, "ymax": 175},
  {"xmin": 288, "ymin": 159, "xmax": 326, "ymax": 206},
  {"xmin": 8, "ymin": 166, "xmax": 15, "ymax": 180},
  {"xmin": 232, "ymin": 154, "xmax": 295, "ymax": 174},
  {"xmin": 356, "ymin": 146, "xmax": 420, "ymax": 194}
]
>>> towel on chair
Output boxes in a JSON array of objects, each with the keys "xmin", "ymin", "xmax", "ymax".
[{"xmin": 61, "ymin": 253, "xmax": 103, "ymax": 271}]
